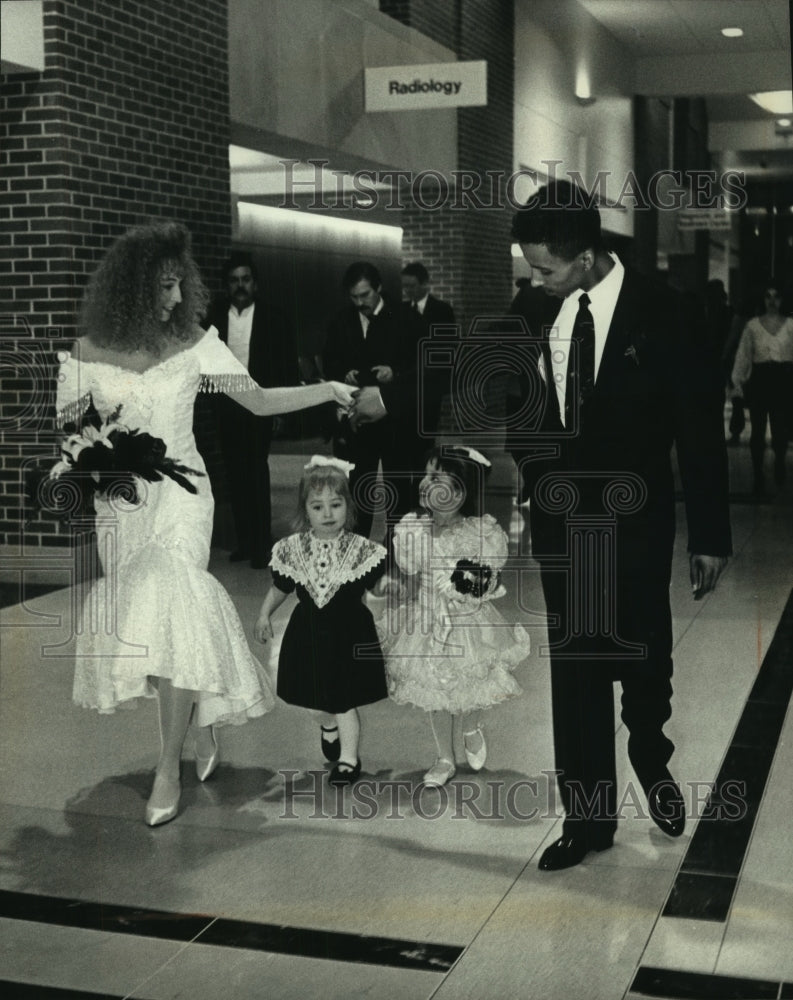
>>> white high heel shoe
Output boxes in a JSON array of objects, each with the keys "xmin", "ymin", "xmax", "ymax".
[
  {"xmin": 195, "ymin": 726, "xmax": 219, "ymax": 782},
  {"xmin": 145, "ymin": 773, "xmax": 181, "ymax": 827}
]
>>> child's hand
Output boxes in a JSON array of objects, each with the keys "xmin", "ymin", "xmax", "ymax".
[
  {"xmin": 255, "ymin": 615, "xmax": 273, "ymax": 643},
  {"xmin": 373, "ymin": 574, "xmax": 405, "ymax": 600}
]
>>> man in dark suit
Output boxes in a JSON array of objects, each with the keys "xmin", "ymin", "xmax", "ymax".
[
  {"xmin": 401, "ymin": 262, "xmax": 455, "ymax": 328},
  {"xmin": 511, "ymin": 181, "xmax": 731, "ymax": 870},
  {"xmin": 323, "ymin": 261, "xmax": 424, "ymax": 538},
  {"xmin": 206, "ymin": 252, "xmax": 296, "ymax": 568},
  {"xmin": 400, "ymin": 262, "xmax": 456, "ymax": 435}
]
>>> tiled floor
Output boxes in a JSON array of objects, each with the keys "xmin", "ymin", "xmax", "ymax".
[{"xmin": 1, "ymin": 434, "xmax": 791, "ymax": 1000}]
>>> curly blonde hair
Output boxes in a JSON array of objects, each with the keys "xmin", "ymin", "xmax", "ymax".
[{"xmin": 79, "ymin": 222, "xmax": 209, "ymax": 355}]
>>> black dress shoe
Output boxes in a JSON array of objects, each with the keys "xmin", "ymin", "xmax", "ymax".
[
  {"xmin": 229, "ymin": 549, "xmax": 250, "ymax": 562},
  {"xmin": 320, "ymin": 725, "xmax": 341, "ymax": 762},
  {"xmin": 647, "ymin": 772, "xmax": 685, "ymax": 837},
  {"xmin": 538, "ymin": 834, "xmax": 613, "ymax": 871},
  {"xmin": 328, "ymin": 759, "xmax": 361, "ymax": 786}
]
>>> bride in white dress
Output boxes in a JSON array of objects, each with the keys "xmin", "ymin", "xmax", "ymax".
[{"xmin": 55, "ymin": 222, "xmax": 355, "ymax": 826}]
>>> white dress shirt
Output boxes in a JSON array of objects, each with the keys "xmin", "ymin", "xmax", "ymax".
[
  {"xmin": 546, "ymin": 253, "xmax": 625, "ymax": 425},
  {"xmin": 227, "ymin": 303, "xmax": 255, "ymax": 369},
  {"xmin": 358, "ymin": 297, "xmax": 384, "ymax": 339}
]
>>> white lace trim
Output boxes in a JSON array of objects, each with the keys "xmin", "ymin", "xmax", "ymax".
[
  {"xmin": 271, "ymin": 531, "xmax": 386, "ymax": 609},
  {"xmin": 199, "ymin": 372, "xmax": 259, "ymax": 393},
  {"xmin": 56, "ymin": 393, "xmax": 91, "ymax": 429}
]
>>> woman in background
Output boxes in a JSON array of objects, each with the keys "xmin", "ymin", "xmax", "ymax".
[{"xmin": 731, "ymin": 282, "xmax": 793, "ymax": 495}]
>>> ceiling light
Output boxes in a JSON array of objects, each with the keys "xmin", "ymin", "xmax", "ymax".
[
  {"xmin": 574, "ymin": 66, "xmax": 596, "ymax": 105},
  {"xmin": 777, "ymin": 118, "xmax": 792, "ymax": 128},
  {"xmin": 749, "ymin": 91, "xmax": 793, "ymax": 114},
  {"xmin": 721, "ymin": 27, "xmax": 744, "ymax": 38}
]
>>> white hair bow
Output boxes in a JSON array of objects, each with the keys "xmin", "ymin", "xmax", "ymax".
[
  {"xmin": 455, "ymin": 446, "xmax": 491, "ymax": 468},
  {"xmin": 303, "ymin": 455, "xmax": 356, "ymax": 477}
]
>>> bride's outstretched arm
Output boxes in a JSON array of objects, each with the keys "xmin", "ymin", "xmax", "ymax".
[{"xmin": 225, "ymin": 380, "xmax": 355, "ymax": 417}]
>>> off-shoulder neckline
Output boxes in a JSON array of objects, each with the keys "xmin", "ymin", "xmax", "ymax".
[{"xmin": 64, "ymin": 327, "xmax": 213, "ymax": 374}]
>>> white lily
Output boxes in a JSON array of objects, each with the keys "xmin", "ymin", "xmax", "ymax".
[{"xmin": 49, "ymin": 460, "xmax": 72, "ymax": 479}]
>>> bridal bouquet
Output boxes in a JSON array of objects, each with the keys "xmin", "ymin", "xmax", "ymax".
[{"xmin": 28, "ymin": 405, "xmax": 204, "ymax": 518}]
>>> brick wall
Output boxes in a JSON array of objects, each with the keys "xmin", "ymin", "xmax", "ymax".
[
  {"xmin": 379, "ymin": 0, "xmax": 458, "ymax": 47},
  {"xmin": 400, "ymin": 203, "xmax": 463, "ymax": 311},
  {"xmin": 381, "ymin": 1, "xmax": 515, "ymax": 440},
  {"xmin": 0, "ymin": 0, "xmax": 231, "ymax": 550},
  {"xmin": 381, "ymin": 0, "xmax": 515, "ymax": 334}
]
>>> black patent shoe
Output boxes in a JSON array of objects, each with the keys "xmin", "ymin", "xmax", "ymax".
[
  {"xmin": 329, "ymin": 759, "xmax": 361, "ymax": 786},
  {"xmin": 647, "ymin": 772, "xmax": 685, "ymax": 837},
  {"xmin": 320, "ymin": 725, "xmax": 341, "ymax": 762},
  {"xmin": 538, "ymin": 834, "xmax": 613, "ymax": 871}
]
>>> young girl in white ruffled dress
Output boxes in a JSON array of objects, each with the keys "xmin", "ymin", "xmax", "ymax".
[{"xmin": 380, "ymin": 446, "xmax": 529, "ymax": 786}]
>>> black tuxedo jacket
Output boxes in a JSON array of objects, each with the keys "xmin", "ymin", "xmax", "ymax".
[
  {"xmin": 524, "ymin": 267, "xmax": 732, "ymax": 571},
  {"xmin": 323, "ymin": 298, "xmax": 422, "ymax": 390},
  {"xmin": 393, "ymin": 296, "xmax": 456, "ymax": 434},
  {"xmin": 206, "ymin": 297, "xmax": 297, "ymax": 388},
  {"xmin": 419, "ymin": 294, "xmax": 455, "ymax": 329}
]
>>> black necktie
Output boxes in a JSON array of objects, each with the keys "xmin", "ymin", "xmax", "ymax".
[{"xmin": 565, "ymin": 291, "xmax": 595, "ymax": 427}]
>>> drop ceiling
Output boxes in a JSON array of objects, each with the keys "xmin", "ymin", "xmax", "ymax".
[{"xmin": 577, "ymin": 0, "xmax": 792, "ymax": 183}]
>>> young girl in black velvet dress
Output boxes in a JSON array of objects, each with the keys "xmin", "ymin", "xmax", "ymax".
[{"xmin": 255, "ymin": 457, "xmax": 387, "ymax": 784}]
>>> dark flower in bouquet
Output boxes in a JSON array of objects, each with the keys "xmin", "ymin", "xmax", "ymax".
[
  {"xmin": 28, "ymin": 405, "xmax": 204, "ymax": 519},
  {"xmin": 450, "ymin": 558, "xmax": 496, "ymax": 599}
]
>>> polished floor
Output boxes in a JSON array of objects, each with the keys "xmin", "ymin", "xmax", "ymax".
[{"xmin": 1, "ymin": 430, "xmax": 792, "ymax": 1000}]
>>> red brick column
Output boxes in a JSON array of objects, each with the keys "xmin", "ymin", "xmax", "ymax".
[{"xmin": 0, "ymin": 0, "xmax": 231, "ymax": 549}]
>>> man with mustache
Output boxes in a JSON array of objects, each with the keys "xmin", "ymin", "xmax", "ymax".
[{"xmin": 207, "ymin": 252, "xmax": 297, "ymax": 567}]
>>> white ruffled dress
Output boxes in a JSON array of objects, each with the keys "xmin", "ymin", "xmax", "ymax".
[
  {"xmin": 55, "ymin": 327, "xmax": 274, "ymax": 727},
  {"xmin": 379, "ymin": 513, "xmax": 528, "ymax": 713}
]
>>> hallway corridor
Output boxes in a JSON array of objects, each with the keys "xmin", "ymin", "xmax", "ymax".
[{"xmin": 1, "ymin": 438, "xmax": 791, "ymax": 1000}]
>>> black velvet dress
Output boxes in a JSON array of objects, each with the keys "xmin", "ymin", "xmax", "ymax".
[{"xmin": 272, "ymin": 531, "xmax": 387, "ymax": 713}]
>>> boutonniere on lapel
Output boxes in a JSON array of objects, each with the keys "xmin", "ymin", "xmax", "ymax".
[
  {"xmin": 623, "ymin": 331, "xmax": 646, "ymax": 367},
  {"xmin": 624, "ymin": 345, "xmax": 640, "ymax": 366}
]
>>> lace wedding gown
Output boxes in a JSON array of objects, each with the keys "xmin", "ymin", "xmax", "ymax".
[{"xmin": 55, "ymin": 327, "xmax": 274, "ymax": 727}]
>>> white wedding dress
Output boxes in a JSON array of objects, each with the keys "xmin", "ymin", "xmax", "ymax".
[{"xmin": 55, "ymin": 327, "xmax": 274, "ymax": 727}]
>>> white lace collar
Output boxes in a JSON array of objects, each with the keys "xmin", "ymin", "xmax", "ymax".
[{"xmin": 271, "ymin": 531, "xmax": 386, "ymax": 608}]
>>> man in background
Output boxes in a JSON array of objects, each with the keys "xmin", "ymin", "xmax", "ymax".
[
  {"xmin": 400, "ymin": 262, "xmax": 455, "ymax": 436},
  {"xmin": 206, "ymin": 252, "xmax": 297, "ymax": 568},
  {"xmin": 323, "ymin": 261, "xmax": 424, "ymax": 538}
]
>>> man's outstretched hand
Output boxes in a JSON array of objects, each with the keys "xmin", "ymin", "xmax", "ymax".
[{"xmin": 348, "ymin": 386, "xmax": 387, "ymax": 430}]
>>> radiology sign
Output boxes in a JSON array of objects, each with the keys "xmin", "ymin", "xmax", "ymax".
[{"xmin": 365, "ymin": 61, "xmax": 487, "ymax": 111}]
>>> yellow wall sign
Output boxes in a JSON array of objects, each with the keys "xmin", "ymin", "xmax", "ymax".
[{"xmin": 365, "ymin": 61, "xmax": 487, "ymax": 111}]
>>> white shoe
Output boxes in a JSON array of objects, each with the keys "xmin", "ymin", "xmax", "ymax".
[
  {"xmin": 463, "ymin": 725, "xmax": 487, "ymax": 771},
  {"xmin": 422, "ymin": 758, "xmax": 456, "ymax": 787},
  {"xmin": 145, "ymin": 773, "xmax": 181, "ymax": 827},
  {"xmin": 195, "ymin": 725, "xmax": 219, "ymax": 782}
]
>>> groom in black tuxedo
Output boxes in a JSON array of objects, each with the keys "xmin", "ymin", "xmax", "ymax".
[{"xmin": 511, "ymin": 181, "xmax": 731, "ymax": 870}]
